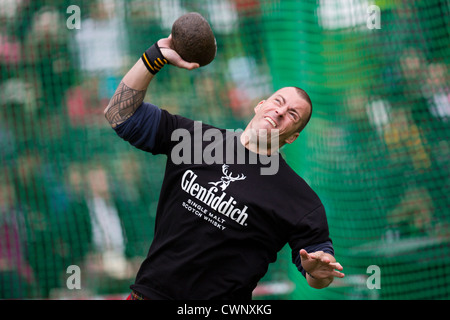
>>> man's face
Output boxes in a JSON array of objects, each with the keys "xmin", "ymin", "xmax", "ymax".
[{"xmin": 251, "ymin": 87, "xmax": 310, "ymax": 146}]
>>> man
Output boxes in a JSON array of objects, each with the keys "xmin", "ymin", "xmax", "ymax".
[{"xmin": 105, "ymin": 35, "xmax": 344, "ymax": 300}]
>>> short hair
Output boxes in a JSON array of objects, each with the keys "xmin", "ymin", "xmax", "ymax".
[{"xmin": 292, "ymin": 86, "xmax": 313, "ymax": 133}]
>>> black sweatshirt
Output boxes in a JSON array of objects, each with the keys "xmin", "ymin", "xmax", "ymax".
[{"xmin": 114, "ymin": 102, "xmax": 333, "ymax": 300}]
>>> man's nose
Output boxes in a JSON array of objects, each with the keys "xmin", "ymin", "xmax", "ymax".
[{"xmin": 275, "ymin": 105, "xmax": 287, "ymax": 116}]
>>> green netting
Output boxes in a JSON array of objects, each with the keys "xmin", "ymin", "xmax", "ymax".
[{"xmin": 0, "ymin": 0, "xmax": 449, "ymax": 300}]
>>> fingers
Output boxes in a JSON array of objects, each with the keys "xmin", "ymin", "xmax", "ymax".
[
  {"xmin": 177, "ymin": 60, "xmax": 200, "ymax": 70},
  {"xmin": 325, "ymin": 261, "xmax": 345, "ymax": 278},
  {"xmin": 157, "ymin": 37, "xmax": 171, "ymax": 48},
  {"xmin": 329, "ymin": 262, "xmax": 344, "ymax": 271},
  {"xmin": 157, "ymin": 36, "xmax": 200, "ymax": 70},
  {"xmin": 336, "ymin": 272, "xmax": 345, "ymax": 278},
  {"xmin": 299, "ymin": 249, "xmax": 309, "ymax": 260},
  {"xmin": 308, "ymin": 251, "xmax": 326, "ymax": 261},
  {"xmin": 316, "ymin": 257, "xmax": 344, "ymax": 273},
  {"xmin": 300, "ymin": 249, "xmax": 345, "ymax": 278},
  {"xmin": 159, "ymin": 47, "xmax": 200, "ymax": 70},
  {"xmin": 332, "ymin": 269, "xmax": 345, "ymax": 278}
]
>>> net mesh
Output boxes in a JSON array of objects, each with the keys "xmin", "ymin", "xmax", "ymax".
[{"xmin": 0, "ymin": 0, "xmax": 449, "ymax": 300}]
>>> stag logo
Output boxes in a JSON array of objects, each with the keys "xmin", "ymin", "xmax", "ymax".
[{"xmin": 208, "ymin": 164, "xmax": 246, "ymax": 191}]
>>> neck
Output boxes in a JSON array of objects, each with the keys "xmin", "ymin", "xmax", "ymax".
[{"xmin": 239, "ymin": 128, "xmax": 281, "ymax": 156}]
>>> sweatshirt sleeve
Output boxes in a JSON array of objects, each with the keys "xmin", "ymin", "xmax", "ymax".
[{"xmin": 113, "ymin": 102, "xmax": 162, "ymax": 153}]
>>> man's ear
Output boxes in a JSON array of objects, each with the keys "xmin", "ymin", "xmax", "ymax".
[
  {"xmin": 254, "ymin": 100, "xmax": 265, "ymax": 114},
  {"xmin": 284, "ymin": 132, "xmax": 300, "ymax": 145}
]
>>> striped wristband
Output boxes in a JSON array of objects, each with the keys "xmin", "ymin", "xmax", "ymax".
[{"xmin": 141, "ymin": 42, "xmax": 168, "ymax": 75}]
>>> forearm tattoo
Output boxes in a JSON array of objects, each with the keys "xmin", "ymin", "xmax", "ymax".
[{"xmin": 105, "ymin": 81, "xmax": 146, "ymax": 127}]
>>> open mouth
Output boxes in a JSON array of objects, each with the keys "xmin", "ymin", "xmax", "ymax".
[{"xmin": 264, "ymin": 117, "xmax": 277, "ymax": 128}]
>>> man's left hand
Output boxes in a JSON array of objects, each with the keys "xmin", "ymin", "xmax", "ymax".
[{"xmin": 299, "ymin": 249, "xmax": 344, "ymax": 288}]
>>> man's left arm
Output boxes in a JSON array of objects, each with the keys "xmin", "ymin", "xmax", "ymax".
[{"xmin": 289, "ymin": 204, "xmax": 344, "ymax": 289}]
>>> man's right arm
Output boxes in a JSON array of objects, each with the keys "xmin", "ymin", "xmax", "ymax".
[
  {"xmin": 104, "ymin": 59, "xmax": 152, "ymax": 128},
  {"xmin": 104, "ymin": 36, "xmax": 199, "ymax": 128}
]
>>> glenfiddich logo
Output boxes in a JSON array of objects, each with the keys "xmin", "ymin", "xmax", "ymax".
[
  {"xmin": 208, "ymin": 164, "xmax": 246, "ymax": 191},
  {"xmin": 181, "ymin": 167, "xmax": 249, "ymax": 226}
]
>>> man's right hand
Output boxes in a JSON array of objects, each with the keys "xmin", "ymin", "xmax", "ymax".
[{"xmin": 158, "ymin": 35, "xmax": 200, "ymax": 70}]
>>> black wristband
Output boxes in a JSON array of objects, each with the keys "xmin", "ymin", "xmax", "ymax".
[{"xmin": 141, "ymin": 42, "xmax": 168, "ymax": 75}]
